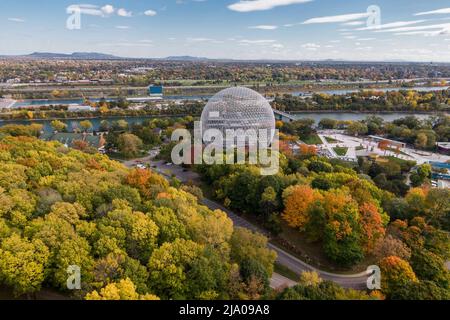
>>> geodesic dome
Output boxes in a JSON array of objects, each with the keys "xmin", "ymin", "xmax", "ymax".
[{"xmin": 200, "ymin": 87, "xmax": 275, "ymax": 147}]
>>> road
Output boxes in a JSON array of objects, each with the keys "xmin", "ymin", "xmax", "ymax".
[{"xmin": 123, "ymin": 157, "xmax": 370, "ymax": 290}]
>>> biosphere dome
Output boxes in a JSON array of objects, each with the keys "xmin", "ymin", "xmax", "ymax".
[{"xmin": 200, "ymin": 86, "xmax": 275, "ymax": 147}]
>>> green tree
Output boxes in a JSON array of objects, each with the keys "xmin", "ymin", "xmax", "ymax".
[
  {"xmin": 0, "ymin": 234, "xmax": 50, "ymax": 296},
  {"xmin": 117, "ymin": 133, "xmax": 143, "ymax": 158},
  {"xmin": 79, "ymin": 120, "xmax": 93, "ymax": 132},
  {"xmin": 50, "ymin": 120, "xmax": 67, "ymax": 132}
]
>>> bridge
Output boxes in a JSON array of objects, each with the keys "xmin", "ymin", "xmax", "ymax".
[{"xmin": 273, "ymin": 109, "xmax": 296, "ymax": 122}]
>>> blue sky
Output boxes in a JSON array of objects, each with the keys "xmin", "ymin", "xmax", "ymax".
[{"xmin": 1, "ymin": 0, "xmax": 450, "ymax": 61}]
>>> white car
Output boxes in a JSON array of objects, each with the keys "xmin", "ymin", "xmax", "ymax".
[{"xmin": 136, "ymin": 164, "xmax": 147, "ymax": 169}]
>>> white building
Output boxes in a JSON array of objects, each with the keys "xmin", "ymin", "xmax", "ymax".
[{"xmin": 67, "ymin": 104, "xmax": 97, "ymax": 112}]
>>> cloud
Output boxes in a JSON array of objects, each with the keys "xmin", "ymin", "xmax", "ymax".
[
  {"xmin": 301, "ymin": 43, "xmax": 320, "ymax": 50},
  {"xmin": 101, "ymin": 5, "xmax": 115, "ymax": 15},
  {"xmin": 239, "ymin": 39, "xmax": 277, "ymax": 44},
  {"xmin": 375, "ymin": 23, "xmax": 450, "ymax": 33},
  {"xmin": 228, "ymin": 0, "xmax": 312, "ymax": 13},
  {"xmin": 249, "ymin": 25, "xmax": 278, "ymax": 30},
  {"xmin": 186, "ymin": 37, "xmax": 215, "ymax": 42},
  {"xmin": 117, "ymin": 8, "xmax": 132, "ymax": 17},
  {"xmin": 356, "ymin": 20, "xmax": 426, "ymax": 31},
  {"xmin": 303, "ymin": 12, "xmax": 370, "ymax": 24},
  {"xmin": 8, "ymin": 18, "xmax": 25, "ymax": 22},
  {"xmin": 415, "ymin": 8, "xmax": 450, "ymax": 16},
  {"xmin": 341, "ymin": 21, "xmax": 365, "ymax": 26},
  {"xmin": 144, "ymin": 10, "xmax": 157, "ymax": 16},
  {"xmin": 115, "ymin": 25, "xmax": 130, "ymax": 29}
]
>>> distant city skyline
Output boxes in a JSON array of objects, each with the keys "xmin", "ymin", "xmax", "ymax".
[{"xmin": 1, "ymin": 0, "xmax": 450, "ymax": 62}]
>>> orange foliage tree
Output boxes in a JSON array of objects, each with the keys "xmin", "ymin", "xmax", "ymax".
[
  {"xmin": 359, "ymin": 202, "xmax": 385, "ymax": 253},
  {"xmin": 379, "ymin": 256, "xmax": 417, "ymax": 296},
  {"xmin": 282, "ymin": 185, "xmax": 322, "ymax": 229}
]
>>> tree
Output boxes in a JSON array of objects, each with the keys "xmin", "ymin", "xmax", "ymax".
[
  {"xmin": 359, "ymin": 202, "xmax": 386, "ymax": 254},
  {"xmin": 147, "ymin": 239, "xmax": 203, "ymax": 299},
  {"xmin": 85, "ymin": 278, "xmax": 159, "ymax": 300},
  {"xmin": 0, "ymin": 234, "xmax": 50, "ymax": 296},
  {"xmin": 347, "ymin": 122, "xmax": 368, "ymax": 136},
  {"xmin": 50, "ymin": 120, "xmax": 67, "ymax": 132},
  {"xmin": 374, "ymin": 235, "xmax": 411, "ymax": 261},
  {"xmin": 390, "ymin": 280, "xmax": 450, "ymax": 300},
  {"xmin": 299, "ymin": 271, "xmax": 322, "ymax": 287},
  {"xmin": 410, "ymin": 249, "xmax": 449, "ymax": 287},
  {"xmin": 230, "ymin": 228, "xmax": 277, "ymax": 278},
  {"xmin": 282, "ymin": 185, "xmax": 320, "ymax": 229},
  {"xmin": 117, "ymin": 133, "xmax": 143, "ymax": 158},
  {"xmin": 79, "ymin": 120, "xmax": 93, "ymax": 132},
  {"xmin": 321, "ymin": 190, "xmax": 364, "ymax": 266},
  {"xmin": 260, "ymin": 186, "xmax": 278, "ymax": 219},
  {"xmin": 424, "ymin": 188, "xmax": 450, "ymax": 226},
  {"xmin": 379, "ymin": 256, "xmax": 418, "ymax": 296}
]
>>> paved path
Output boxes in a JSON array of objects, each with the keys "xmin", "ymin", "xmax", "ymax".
[{"xmin": 123, "ymin": 157, "xmax": 370, "ymax": 289}]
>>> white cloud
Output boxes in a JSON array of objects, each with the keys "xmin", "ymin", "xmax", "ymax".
[
  {"xmin": 144, "ymin": 10, "xmax": 157, "ymax": 16},
  {"xmin": 303, "ymin": 12, "xmax": 370, "ymax": 24},
  {"xmin": 357, "ymin": 38, "xmax": 376, "ymax": 41},
  {"xmin": 115, "ymin": 25, "xmax": 130, "ymax": 29},
  {"xmin": 117, "ymin": 8, "xmax": 132, "ymax": 17},
  {"xmin": 341, "ymin": 21, "xmax": 365, "ymax": 26},
  {"xmin": 375, "ymin": 23, "xmax": 450, "ymax": 33},
  {"xmin": 228, "ymin": 0, "xmax": 312, "ymax": 13},
  {"xmin": 101, "ymin": 5, "xmax": 115, "ymax": 15},
  {"xmin": 301, "ymin": 43, "xmax": 320, "ymax": 50},
  {"xmin": 249, "ymin": 25, "xmax": 278, "ymax": 30},
  {"xmin": 8, "ymin": 18, "xmax": 25, "ymax": 22},
  {"xmin": 186, "ymin": 37, "xmax": 214, "ymax": 42},
  {"xmin": 415, "ymin": 8, "xmax": 450, "ymax": 16},
  {"xmin": 239, "ymin": 39, "xmax": 277, "ymax": 44},
  {"xmin": 356, "ymin": 20, "xmax": 426, "ymax": 31}
]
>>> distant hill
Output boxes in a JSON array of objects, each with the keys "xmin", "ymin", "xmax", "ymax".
[{"xmin": 25, "ymin": 52, "xmax": 123, "ymax": 60}]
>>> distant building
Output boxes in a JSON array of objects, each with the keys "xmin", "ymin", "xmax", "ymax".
[
  {"xmin": 67, "ymin": 104, "xmax": 97, "ymax": 112},
  {"xmin": 148, "ymin": 85, "xmax": 164, "ymax": 96},
  {"xmin": 41, "ymin": 132, "xmax": 105, "ymax": 151},
  {"xmin": 0, "ymin": 98, "xmax": 16, "ymax": 110},
  {"xmin": 368, "ymin": 135, "xmax": 406, "ymax": 149}
]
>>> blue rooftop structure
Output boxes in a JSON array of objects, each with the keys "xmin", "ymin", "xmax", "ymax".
[{"xmin": 429, "ymin": 161, "xmax": 450, "ymax": 170}]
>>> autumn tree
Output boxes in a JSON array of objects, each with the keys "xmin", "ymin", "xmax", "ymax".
[
  {"xmin": 0, "ymin": 234, "xmax": 50, "ymax": 296},
  {"xmin": 50, "ymin": 120, "xmax": 67, "ymax": 132},
  {"xmin": 117, "ymin": 133, "xmax": 143, "ymax": 158},
  {"xmin": 85, "ymin": 278, "xmax": 159, "ymax": 300},
  {"xmin": 379, "ymin": 256, "xmax": 418, "ymax": 296},
  {"xmin": 282, "ymin": 185, "xmax": 321, "ymax": 230}
]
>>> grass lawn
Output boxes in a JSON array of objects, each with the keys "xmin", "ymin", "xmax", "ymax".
[
  {"xmin": 333, "ymin": 147, "xmax": 348, "ymax": 156},
  {"xmin": 274, "ymin": 263, "xmax": 300, "ymax": 282},
  {"xmin": 324, "ymin": 136, "xmax": 341, "ymax": 144},
  {"xmin": 301, "ymin": 134, "xmax": 323, "ymax": 145}
]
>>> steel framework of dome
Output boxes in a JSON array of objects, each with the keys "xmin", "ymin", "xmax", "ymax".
[{"xmin": 200, "ymin": 86, "xmax": 275, "ymax": 146}]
